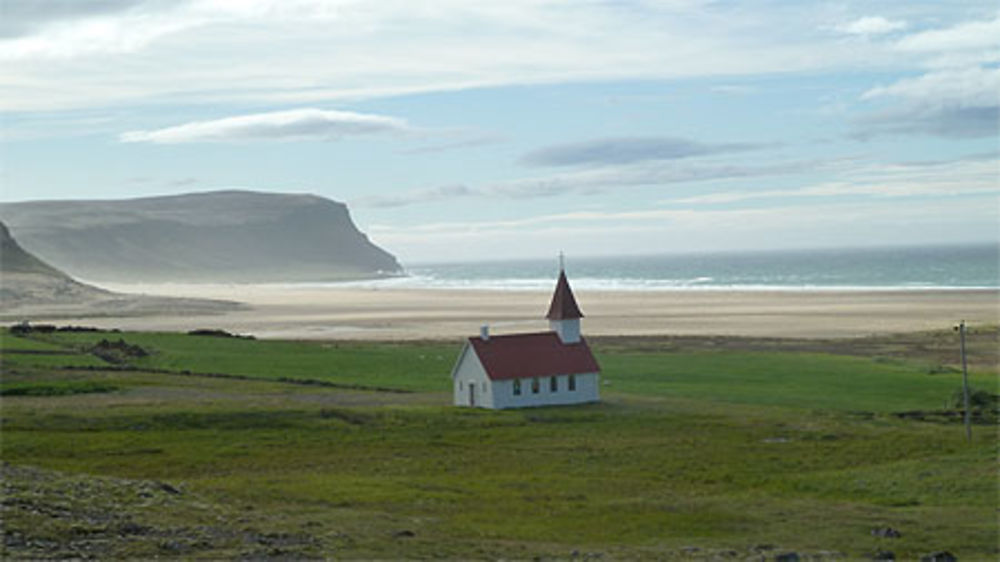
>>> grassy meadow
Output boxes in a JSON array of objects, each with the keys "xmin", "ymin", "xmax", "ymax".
[{"xmin": 1, "ymin": 327, "xmax": 997, "ymax": 560}]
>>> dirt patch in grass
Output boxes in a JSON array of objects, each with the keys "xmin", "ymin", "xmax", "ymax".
[{"xmin": 590, "ymin": 326, "xmax": 1000, "ymax": 374}]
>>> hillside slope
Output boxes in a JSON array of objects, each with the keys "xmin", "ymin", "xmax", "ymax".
[
  {"xmin": 0, "ymin": 191, "xmax": 401, "ymax": 283},
  {"xmin": 1, "ymin": 220, "xmax": 112, "ymax": 305},
  {"xmin": 0, "ymin": 221, "xmax": 240, "ymax": 318}
]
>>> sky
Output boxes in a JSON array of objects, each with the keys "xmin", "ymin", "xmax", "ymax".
[{"xmin": 1, "ymin": 0, "xmax": 998, "ymax": 265}]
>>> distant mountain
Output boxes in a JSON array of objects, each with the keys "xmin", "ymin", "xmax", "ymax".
[
  {"xmin": 0, "ymin": 191, "xmax": 402, "ymax": 283},
  {"xmin": 1, "ymin": 221, "xmax": 241, "ymax": 317}
]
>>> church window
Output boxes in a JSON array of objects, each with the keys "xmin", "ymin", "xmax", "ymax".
[
  {"xmin": 513, "ymin": 379, "xmax": 521, "ymax": 396},
  {"xmin": 550, "ymin": 376, "xmax": 558, "ymax": 392},
  {"xmin": 532, "ymin": 378, "xmax": 540, "ymax": 394},
  {"xmin": 569, "ymin": 374, "xmax": 576, "ymax": 391}
]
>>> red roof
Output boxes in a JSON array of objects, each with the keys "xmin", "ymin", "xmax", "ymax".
[
  {"xmin": 546, "ymin": 270, "xmax": 584, "ymax": 320},
  {"xmin": 468, "ymin": 331, "xmax": 599, "ymax": 380}
]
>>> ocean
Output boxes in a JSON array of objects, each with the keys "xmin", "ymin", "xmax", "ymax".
[{"xmin": 351, "ymin": 244, "xmax": 999, "ymax": 292}]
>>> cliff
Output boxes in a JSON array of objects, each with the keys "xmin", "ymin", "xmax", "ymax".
[{"xmin": 0, "ymin": 190, "xmax": 401, "ymax": 283}]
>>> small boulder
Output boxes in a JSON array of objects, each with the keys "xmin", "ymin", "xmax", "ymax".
[
  {"xmin": 871, "ymin": 527, "xmax": 902, "ymax": 538},
  {"xmin": 158, "ymin": 482, "xmax": 182, "ymax": 495},
  {"xmin": 775, "ymin": 553, "xmax": 800, "ymax": 562},
  {"xmin": 921, "ymin": 552, "xmax": 957, "ymax": 562}
]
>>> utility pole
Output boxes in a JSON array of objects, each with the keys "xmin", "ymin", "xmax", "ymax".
[{"xmin": 955, "ymin": 320, "xmax": 972, "ymax": 442}]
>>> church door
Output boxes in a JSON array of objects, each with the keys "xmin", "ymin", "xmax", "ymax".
[{"xmin": 469, "ymin": 383, "xmax": 476, "ymax": 407}]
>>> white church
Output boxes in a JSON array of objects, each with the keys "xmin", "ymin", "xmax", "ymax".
[{"xmin": 450, "ymin": 266, "xmax": 601, "ymax": 409}]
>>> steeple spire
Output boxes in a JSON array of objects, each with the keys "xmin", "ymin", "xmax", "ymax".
[
  {"xmin": 546, "ymin": 269, "xmax": 584, "ymax": 320},
  {"xmin": 546, "ymin": 258, "xmax": 583, "ymax": 343}
]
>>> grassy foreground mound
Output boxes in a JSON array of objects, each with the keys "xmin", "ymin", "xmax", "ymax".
[{"xmin": 1, "ymin": 327, "xmax": 996, "ymax": 560}]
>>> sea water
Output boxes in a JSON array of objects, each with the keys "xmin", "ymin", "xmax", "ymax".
[{"xmin": 334, "ymin": 244, "xmax": 1000, "ymax": 291}]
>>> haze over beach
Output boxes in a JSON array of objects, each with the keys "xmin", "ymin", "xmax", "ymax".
[
  {"xmin": 2, "ymin": 1, "xmax": 998, "ymax": 337},
  {"xmin": 47, "ymin": 246, "xmax": 995, "ymax": 340}
]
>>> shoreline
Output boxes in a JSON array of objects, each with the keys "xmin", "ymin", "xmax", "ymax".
[
  {"xmin": 18, "ymin": 284, "xmax": 999, "ymax": 341},
  {"xmin": 84, "ymin": 278, "xmax": 1000, "ymax": 293}
]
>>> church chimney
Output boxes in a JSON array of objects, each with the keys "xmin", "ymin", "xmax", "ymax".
[{"xmin": 480, "ymin": 324, "xmax": 490, "ymax": 341}]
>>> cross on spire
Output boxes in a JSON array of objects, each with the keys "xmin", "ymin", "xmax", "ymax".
[{"xmin": 559, "ymin": 251, "xmax": 565, "ymax": 272}]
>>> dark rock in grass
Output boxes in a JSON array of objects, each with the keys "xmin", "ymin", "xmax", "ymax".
[
  {"xmin": 393, "ymin": 529, "xmax": 415, "ymax": 538},
  {"xmin": 872, "ymin": 551, "xmax": 895, "ymax": 560},
  {"xmin": 91, "ymin": 338, "xmax": 148, "ymax": 363},
  {"xmin": 3, "ymin": 530, "xmax": 26, "ymax": 547},
  {"xmin": 159, "ymin": 539, "xmax": 188, "ymax": 553},
  {"xmin": 921, "ymin": 552, "xmax": 957, "ymax": 562},
  {"xmin": 118, "ymin": 522, "xmax": 151, "ymax": 536},
  {"xmin": 774, "ymin": 552, "xmax": 800, "ymax": 562},
  {"xmin": 157, "ymin": 481, "xmax": 182, "ymax": 495},
  {"xmin": 871, "ymin": 527, "xmax": 902, "ymax": 538}
]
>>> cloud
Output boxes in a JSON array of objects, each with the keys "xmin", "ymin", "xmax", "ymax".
[
  {"xmin": 836, "ymin": 16, "xmax": 907, "ymax": 36},
  {"xmin": 355, "ymin": 184, "xmax": 477, "ymax": 208},
  {"xmin": 369, "ymin": 196, "xmax": 1000, "ymax": 262},
  {"xmin": 0, "ymin": 0, "xmax": 204, "ymax": 60},
  {"xmin": 354, "ymin": 157, "xmax": 836, "ymax": 208},
  {"xmin": 491, "ymin": 158, "xmax": 827, "ymax": 199},
  {"xmin": 855, "ymin": 65, "xmax": 1000, "ymax": 139},
  {"xmin": 401, "ymin": 131, "xmax": 506, "ymax": 154},
  {"xmin": 862, "ymin": 65, "xmax": 1000, "ymax": 107},
  {"xmin": 857, "ymin": 105, "xmax": 998, "ymax": 139},
  {"xmin": 850, "ymin": 13, "xmax": 1000, "ymax": 140},
  {"xmin": 120, "ymin": 108, "xmax": 410, "ymax": 143},
  {"xmin": 710, "ymin": 84, "xmax": 758, "ymax": 95},
  {"xmin": 361, "ymin": 151, "xmax": 999, "ymax": 211},
  {"xmin": 521, "ymin": 137, "xmax": 766, "ymax": 167},
  {"xmin": 895, "ymin": 15, "xmax": 1000, "ymax": 54},
  {"xmin": 675, "ymin": 154, "xmax": 1000, "ymax": 204},
  {"xmin": 0, "ymin": 0, "xmax": 151, "ymax": 38},
  {"xmin": 0, "ymin": 1, "xmax": 902, "ymax": 112}
]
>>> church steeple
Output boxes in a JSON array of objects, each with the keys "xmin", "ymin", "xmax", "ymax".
[{"xmin": 546, "ymin": 256, "xmax": 583, "ymax": 343}]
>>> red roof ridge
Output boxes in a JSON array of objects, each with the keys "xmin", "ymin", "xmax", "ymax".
[
  {"xmin": 467, "ymin": 330, "xmax": 581, "ymax": 343},
  {"xmin": 467, "ymin": 330, "xmax": 599, "ymax": 380}
]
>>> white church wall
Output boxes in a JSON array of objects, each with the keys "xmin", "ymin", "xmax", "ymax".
[
  {"xmin": 451, "ymin": 344, "xmax": 494, "ymax": 408},
  {"xmin": 490, "ymin": 372, "xmax": 599, "ymax": 409}
]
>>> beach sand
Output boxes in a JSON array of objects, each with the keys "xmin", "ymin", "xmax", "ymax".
[{"xmin": 35, "ymin": 283, "xmax": 1000, "ymax": 340}]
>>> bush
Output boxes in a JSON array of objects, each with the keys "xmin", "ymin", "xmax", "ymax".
[
  {"xmin": 950, "ymin": 387, "xmax": 998, "ymax": 410},
  {"xmin": 1, "ymin": 381, "xmax": 119, "ymax": 396}
]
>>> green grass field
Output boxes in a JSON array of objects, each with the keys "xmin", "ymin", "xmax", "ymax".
[{"xmin": 1, "ymin": 327, "xmax": 997, "ymax": 560}]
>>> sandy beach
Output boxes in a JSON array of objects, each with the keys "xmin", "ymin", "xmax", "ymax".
[{"xmin": 30, "ymin": 283, "xmax": 998, "ymax": 340}]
